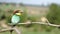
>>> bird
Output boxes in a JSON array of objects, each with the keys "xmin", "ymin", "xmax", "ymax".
[
  {"xmin": 41, "ymin": 17, "xmax": 50, "ymax": 24},
  {"xmin": 10, "ymin": 9, "xmax": 23, "ymax": 34}
]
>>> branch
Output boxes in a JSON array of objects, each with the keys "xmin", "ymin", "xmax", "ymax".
[
  {"xmin": 8, "ymin": 22, "xmax": 60, "ymax": 27},
  {"xmin": 17, "ymin": 22, "xmax": 60, "ymax": 27},
  {"xmin": 0, "ymin": 28, "xmax": 21, "ymax": 34},
  {"xmin": 0, "ymin": 22, "xmax": 60, "ymax": 34},
  {"xmin": 32, "ymin": 22, "xmax": 60, "ymax": 27},
  {"xmin": 13, "ymin": 27, "xmax": 21, "ymax": 34},
  {"xmin": 0, "ymin": 28, "xmax": 13, "ymax": 33}
]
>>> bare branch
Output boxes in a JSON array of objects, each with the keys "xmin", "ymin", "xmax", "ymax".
[
  {"xmin": 17, "ymin": 22, "xmax": 60, "ymax": 27},
  {"xmin": 8, "ymin": 22, "xmax": 60, "ymax": 27},
  {"xmin": 32, "ymin": 22, "xmax": 60, "ymax": 27},
  {"xmin": 0, "ymin": 27, "xmax": 21, "ymax": 34},
  {"xmin": 1, "ymin": 21, "xmax": 60, "ymax": 34},
  {"xmin": 0, "ymin": 28, "xmax": 13, "ymax": 33},
  {"xmin": 0, "ymin": 26, "xmax": 21, "ymax": 34},
  {"xmin": 13, "ymin": 27, "xmax": 21, "ymax": 34}
]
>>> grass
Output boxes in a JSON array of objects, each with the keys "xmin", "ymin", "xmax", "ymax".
[
  {"xmin": 0, "ymin": 27, "xmax": 60, "ymax": 34},
  {"xmin": 0, "ymin": 30, "xmax": 60, "ymax": 34}
]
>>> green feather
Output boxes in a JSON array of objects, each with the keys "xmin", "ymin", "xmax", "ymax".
[{"xmin": 11, "ymin": 15, "xmax": 20, "ymax": 25}]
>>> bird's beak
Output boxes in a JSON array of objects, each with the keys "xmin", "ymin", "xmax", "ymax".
[
  {"xmin": 16, "ymin": 13, "xmax": 21, "ymax": 16},
  {"xmin": 20, "ymin": 11, "xmax": 23, "ymax": 14}
]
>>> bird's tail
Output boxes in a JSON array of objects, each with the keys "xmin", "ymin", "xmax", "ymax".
[
  {"xmin": 10, "ymin": 30, "xmax": 13, "ymax": 34},
  {"xmin": 10, "ymin": 25, "xmax": 16, "ymax": 34}
]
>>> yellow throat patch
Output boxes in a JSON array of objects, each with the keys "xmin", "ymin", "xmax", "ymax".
[{"xmin": 16, "ymin": 13, "xmax": 21, "ymax": 16}]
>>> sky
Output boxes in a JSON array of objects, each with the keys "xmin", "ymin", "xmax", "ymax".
[{"xmin": 0, "ymin": 0, "xmax": 60, "ymax": 5}]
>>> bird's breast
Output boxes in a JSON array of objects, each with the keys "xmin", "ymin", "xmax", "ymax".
[{"xmin": 11, "ymin": 15, "xmax": 20, "ymax": 25}]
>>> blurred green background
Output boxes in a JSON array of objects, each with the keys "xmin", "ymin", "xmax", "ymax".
[{"xmin": 0, "ymin": 3, "xmax": 60, "ymax": 34}]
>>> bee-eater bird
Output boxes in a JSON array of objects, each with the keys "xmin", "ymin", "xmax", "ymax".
[{"xmin": 10, "ymin": 9, "xmax": 23, "ymax": 34}]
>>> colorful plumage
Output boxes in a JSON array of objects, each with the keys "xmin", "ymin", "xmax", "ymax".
[
  {"xmin": 11, "ymin": 14, "xmax": 20, "ymax": 25},
  {"xmin": 11, "ymin": 9, "xmax": 23, "ymax": 25},
  {"xmin": 10, "ymin": 9, "xmax": 23, "ymax": 34}
]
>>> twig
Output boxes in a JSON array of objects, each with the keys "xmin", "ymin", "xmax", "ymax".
[
  {"xmin": 32, "ymin": 22, "xmax": 60, "ymax": 27},
  {"xmin": 0, "ymin": 28, "xmax": 13, "ymax": 33},
  {"xmin": 13, "ymin": 27, "xmax": 21, "ymax": 34},
  {"xmin": 8, "ymin": 22, "xmax": 60, "ymax": 27},
  {"xmin": 0, "ymin": 27, "xmax": 21, "ymax": 34},
  {"xmin": 1, "ymin": 22, "xmax": 60, "ymax": 34},
  {"xmin": 17, "ymin": 22, "xmax": 60, "ymax": 27}
]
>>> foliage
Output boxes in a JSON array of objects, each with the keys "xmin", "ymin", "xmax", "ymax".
[
  {"xmin": 46, "ymin": 3, "xmax": 60, "ymax": 24},
  {"xmin": 28, "ymin": 16, "xmax": 38, "ymax": 22},
  {"xmin": 20, "ymin": 8, "xmax": 28, "ymax": 23},
  {"xmin": 0, "ymin": 9, "xmax": 6, "ymax": 20},
  {"xmin": 6, "ymin": 15, "xmax": 12, "ymax": 23},
  {"xmin": 0, "ymin": 4, "xmax": 60, "ymax": 32}
]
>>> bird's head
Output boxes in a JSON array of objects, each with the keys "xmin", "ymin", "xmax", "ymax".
[{"xmin": 13, "ymin": 9, "xmax": 23, "ymax": 16}]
